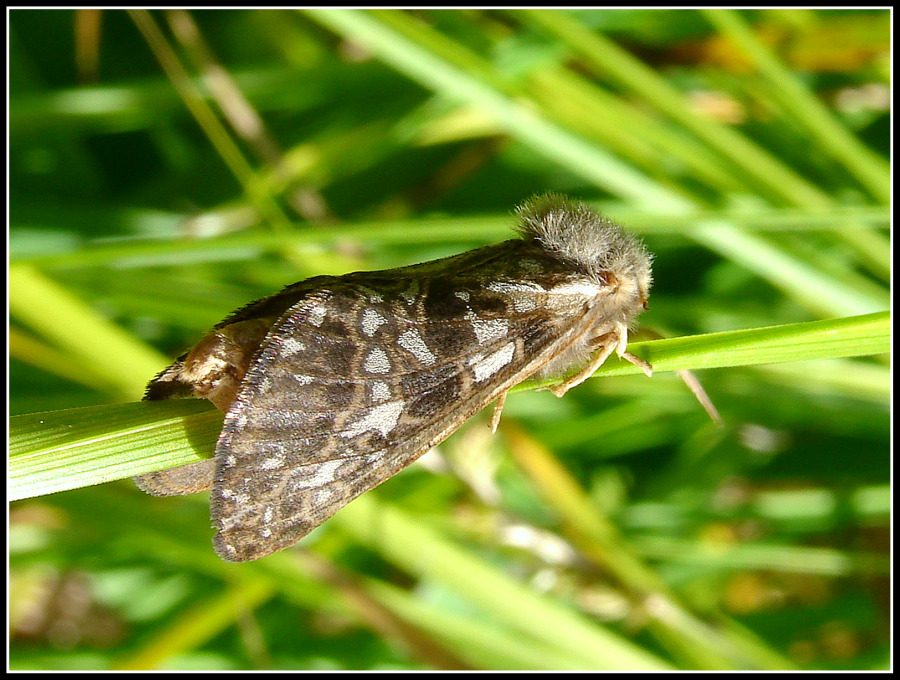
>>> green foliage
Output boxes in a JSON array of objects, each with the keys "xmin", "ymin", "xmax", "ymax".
[{"xmin": 9, "ymin": 8, "xmax": 889, "ymax": 671}]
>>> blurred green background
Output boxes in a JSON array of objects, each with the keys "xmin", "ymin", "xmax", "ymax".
[{"xmin": 9, "ymin": 9, "xmax": 890, "ymax": 670}]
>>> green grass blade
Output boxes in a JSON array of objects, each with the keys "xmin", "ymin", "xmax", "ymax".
[
  {"xmin": 702, "ymin": 9, "xmax": 889, "ymax": 202},
  {"xmin": 335, "ymin": 493, "xmax": 671, "ymax": 670},
  {"xmin": 9, "ymin": 264, "xmax": 169, "ymax": 399},
  {"xmin": 305, "ymin": 9, "xmax": 688, "ymax": 211},
  {"xmin": 516, "ymin": 9, "xmax": 831, "ymax": 208},
  {"xmin": 11, "ymin": 313, "xmax": 887, "ymax": 502},
  {"xmin": 9, "ymin": 400, "xmax": 222, "ymax": 501}
]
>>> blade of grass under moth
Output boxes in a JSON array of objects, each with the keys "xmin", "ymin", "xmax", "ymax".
[
  {"xmin": 9, "ymin": 400, "xmax": 222, "ymax": 501},
  {"xmin": 525, "ymin": 311, "xmax": 888, "ymax": 389},
  {"xmin": 10, "ymin": 313, "xmax": 886, "ymax": 502},
  {"xmin": 10, "ymin": 313, "xmax": 887, "ymax": 501}
]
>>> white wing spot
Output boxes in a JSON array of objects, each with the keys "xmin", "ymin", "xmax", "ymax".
[
  {"xmin": 398, "ymin": 328, "xmax": 436, "ymax": 365},
  {"xmin": 259, "ymin": 455, "xmax": 284, "ymax": 470},
  {"xmin": 549, "ymin": 280, "xmax": 602, "ymax": 298},
  {"xmin": 470, "ymin": 342, "xmax": 515, "ymax": 382},
  {"xmin": 307, "ymin": 303, "xmax": 327, "ymax": 327},
  {"xmin": 363, "ymin": 347, "xmax": 391, "ymax": 373},
  {"xmin": 281, "ymin": 336, "xmax": 306, "ymax": 355},
  {"xmin": 370, "ymin": 380, "xmax": 391, "ymax": 402},
  {"xmin": 291, "ymin": 459, "xmax": 346, "ymax": 489},
  {"xmin": 487, "ymin": 281, "xmax": 545, "ymax": 312},
  {"xmin": 470, "ymin": 318, "xmax": 508, "ymax": 344},
  {"xmin": 361, "ymin": 308, "xmax": 387, "ymax": 336},
  {"xmin": 487, "ymin": 281, "xmax": 543, "ymax": 294},
  {"xmin": 340, "ymin": 401, "xmax": 405, "ymax": 439}
]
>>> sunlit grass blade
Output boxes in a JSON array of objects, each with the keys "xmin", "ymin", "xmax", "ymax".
[
  {"xmin": 305, "ymin": 8, "xmax": 688, "ymax": 211},
  {"xmin": 335, "ymin": 492, "xmax": 671, "ymax": 670},
  {"xmin": 9, "ymin": 400, "xmax": 222, "ymax": 501},
  {"xmin": 9, "ymin": 263, "xmax": 169, "ymax": 399},
  {"xmin": 702, "ymin": 9, "xmax": 889, "ymax": 202},
  {"xmin": 11, "ymin": 312, "xmax": 887, "ymax": 503}
]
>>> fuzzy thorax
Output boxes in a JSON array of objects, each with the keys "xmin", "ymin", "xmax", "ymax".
[
  {"xmin": 516, "ymin": 193, "xmax": 653, "ymax": 380},
  {"xmin": 515, "ymin": 192, "xmax": 653, "ymax": 308}
]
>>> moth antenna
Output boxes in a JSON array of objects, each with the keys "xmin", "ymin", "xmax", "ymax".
[
  {"xmin": 637, "ymin": 327, "xmax": 723, "ymax": 427},
  {"xmin": 675, "ymin": 369, "xmax": 724, "ymax": 428}
]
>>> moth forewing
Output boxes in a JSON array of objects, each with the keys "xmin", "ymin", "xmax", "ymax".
[
  {"xmin": 136, "ymin": 193, "xmax": 653, "ymax": 562},
  {"xmin": 207, "ymin": 271, "xmax": 588, "ymax": 561}
]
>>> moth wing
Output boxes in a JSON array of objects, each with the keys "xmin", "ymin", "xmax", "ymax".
[
  {"xmin": 135, "ymin": 279, "xmax": 340, "ymax": 496},
  {"xmin": 210, "ymin": 278, "xmax": 572, "ymax": 561},
  {"xmin": 134, "ymin": 459, "xmax": 215, "ymax": 496}
]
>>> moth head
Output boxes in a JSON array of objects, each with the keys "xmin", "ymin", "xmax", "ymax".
[{"xmin": 515, "ymin": 192, "xmax": 653, "ymax": 307}]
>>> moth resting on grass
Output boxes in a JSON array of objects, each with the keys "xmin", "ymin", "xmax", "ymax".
[{"xmin": 135, "ymin": 193, "xmax": 653, "ymax": 562}]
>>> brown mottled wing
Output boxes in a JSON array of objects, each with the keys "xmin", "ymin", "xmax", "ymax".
[
  {"xmin": 210, "ymin": 244, "xmax": 592, "ymax": 561},
  {"xmin": 135, "ymin": 277, "xmax": 344, "ymax": 496}
]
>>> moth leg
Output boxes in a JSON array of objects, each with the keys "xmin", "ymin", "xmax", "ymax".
[
  {"xmin": 549, "ymin": 333, "xmax": 619, "ymax": 397},
  {"xmin": 549, "ymin": 323, "xmax": 652, "ymax": 398},
  {"xmin": 490, "ymin": 391, "xmax": 508, "ymax": 433},
  {"xmin": 611, "ymin": 321, "xmax": 653, "ymax": 377},
  {"xmin": 621, "ymin": 351, "xmax": 653, "ymax": 377}
]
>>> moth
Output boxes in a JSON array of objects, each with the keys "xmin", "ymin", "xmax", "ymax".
[{"xmin": 135, "ymin": 193, "xmax": 653, "ymax": 562}]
